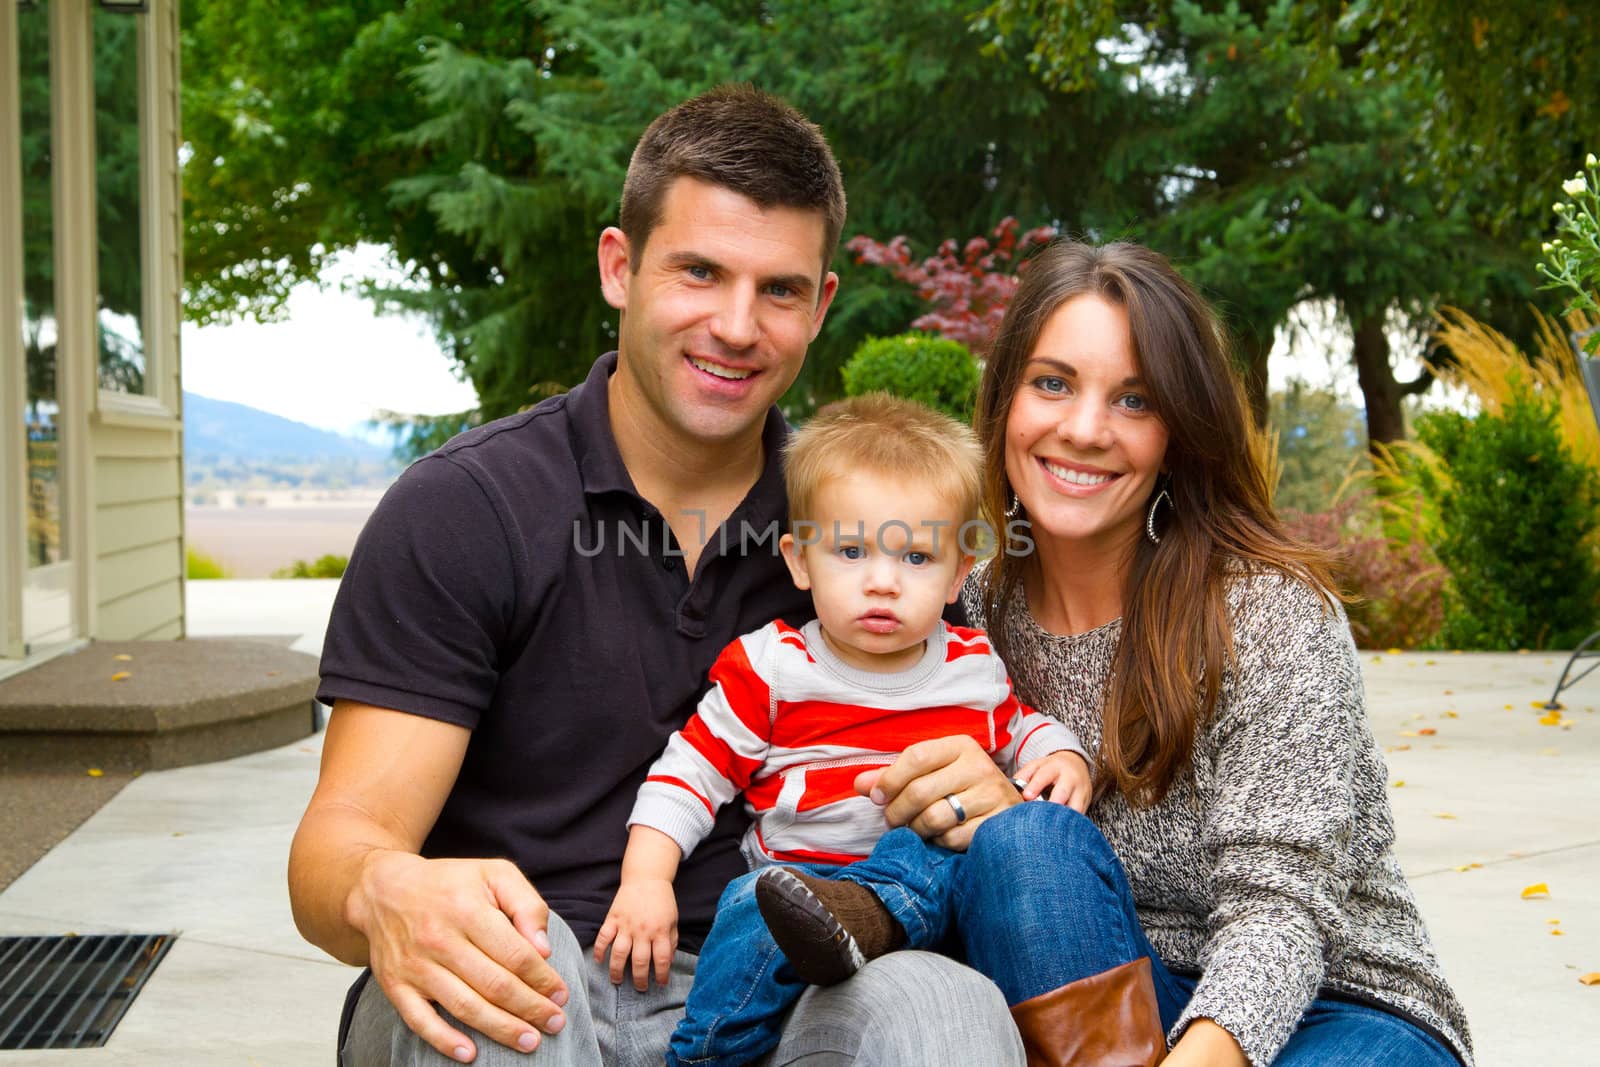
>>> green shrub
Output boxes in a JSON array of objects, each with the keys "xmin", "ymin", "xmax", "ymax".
[
  {"xmin": 841, "ymin": 333, "xmax": 980, "ymax": 423},
  {"xmin": 186, "ymin": 547, "xmax": 229, "ymax": 580},
  {"xmin": 1416, "ymin": 387, "xmax": 1600, "ymax": 649},
  {"xmin": 272, "ymin": 553, "xmax": 349, "ymax": 579}
]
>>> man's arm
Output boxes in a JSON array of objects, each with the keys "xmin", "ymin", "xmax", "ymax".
[{"xmin": 288, "ymin": 700, "xmax": 570, "ymax": 1062}]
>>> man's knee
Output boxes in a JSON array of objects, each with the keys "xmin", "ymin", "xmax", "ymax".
[
  {"xmin": 776, "ymin": 951, "xmax": 1022, "ymax": 1066},
  {"xmin": 340, "ymin": 911, "xmax": 598, "ymax": 1067}
]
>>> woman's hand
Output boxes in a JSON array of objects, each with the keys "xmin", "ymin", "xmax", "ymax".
[
  {"xmin": 1162, "ymin": 1019, "xmax": 1249, "ymax": 1067},
  {"xmin": 855, "ymin": 736, "xmax": 1021, "ymax": 850}
]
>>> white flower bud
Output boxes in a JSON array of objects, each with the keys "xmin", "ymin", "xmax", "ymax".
[
  {"xmin": 1588, "ymin": 153, "xmax": 1598, "ymax": 168},
  {"xmin": 1563, "ymin": 177, "xmax": 1587, "ymax": 197},
  {"xmin": 1542, "ymin": 242, "xmax": 1554, "ymax": 253}
]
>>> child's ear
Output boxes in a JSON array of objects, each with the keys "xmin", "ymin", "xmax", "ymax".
[
  {"xmin": 946, "ymin": 553, "xmax": 977, "ymax": 604},
  {"xmin": 780, "ymin": 533, "xmax": 812, "ymax": 591}
]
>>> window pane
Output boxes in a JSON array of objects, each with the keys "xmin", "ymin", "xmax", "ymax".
[
  {"xmin": 20, "ymin": 0, "xmax": 64, "ymax": 566},
  {"xmin": 94, "ymin": 5, "xmax": 145, "ymax": 394}
]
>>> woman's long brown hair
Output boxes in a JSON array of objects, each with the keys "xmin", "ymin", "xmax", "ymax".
[{"xmin": 975, "ymin": 241, "xmax": 1343, "ymax": 807}]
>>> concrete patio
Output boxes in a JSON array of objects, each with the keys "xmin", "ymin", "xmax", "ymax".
[{"xmin": 0, "ymin": 579, "xmax": 1594, "ymax": 1064}]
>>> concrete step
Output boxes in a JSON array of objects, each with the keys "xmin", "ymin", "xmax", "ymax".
[{"xmin": 0, "ymin": 640, "xmax": 320, "ymax": 773}]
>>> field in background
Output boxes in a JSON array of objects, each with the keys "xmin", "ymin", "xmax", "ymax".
[{"xmin": 185, "ymin": 490, "xmax": 382, "ymax": 578}]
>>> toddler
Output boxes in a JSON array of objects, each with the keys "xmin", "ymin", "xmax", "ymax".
[{"xmin": 596, "ymin": 393, "xmax": 1091, "ymax": 1067}]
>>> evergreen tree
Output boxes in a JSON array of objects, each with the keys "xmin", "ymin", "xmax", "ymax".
[{"xmin": 181, "ymin": 0, "xmax": 1137, "ymax": 439}]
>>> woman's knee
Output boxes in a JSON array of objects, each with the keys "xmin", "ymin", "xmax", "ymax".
[{"xmin": 968, "ymin": 802, "xmax": 1111, "ymax": 871}]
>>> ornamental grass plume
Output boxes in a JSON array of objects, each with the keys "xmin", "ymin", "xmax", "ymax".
[{"xmin": 1369, "ymin": 307, "xmax": 1600, "ymax": 547}]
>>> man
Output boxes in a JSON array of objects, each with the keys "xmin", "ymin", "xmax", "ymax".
[{"xmin": 289, "ymin": 85, "xmax": 1026, "ymax": 1066}]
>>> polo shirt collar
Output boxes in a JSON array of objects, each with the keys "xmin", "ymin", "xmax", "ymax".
[{"xmin": 570, "ymin": 350, "xmax": 791, "ymax": 526}]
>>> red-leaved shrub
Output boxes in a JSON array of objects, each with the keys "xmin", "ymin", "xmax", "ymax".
[{"xmin": 1281, "ymin": 494, "xmax": 1447, "ymax": 650}]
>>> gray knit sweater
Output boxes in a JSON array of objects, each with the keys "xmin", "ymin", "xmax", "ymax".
[{"xmin": 964, "ymin": 567, "xmax": 1473, "ymax": 1067}]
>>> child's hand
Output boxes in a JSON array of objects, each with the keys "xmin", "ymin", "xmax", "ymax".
[
  {"xmin": 594, "ymin": 878, "xmax": 678, "ymax": 991},
  {"xmin": 1016, "ymin": 750, "xmax": 1093, "ymax": 812}
]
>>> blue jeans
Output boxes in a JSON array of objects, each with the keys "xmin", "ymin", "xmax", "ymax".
[
  {"xmin": 953, "ymin": 803, "xmax": 1462, "ymax": 1067},
  {"xmin": 667, "ymin": 827, "xmax": 961, "ymax": 1067}
]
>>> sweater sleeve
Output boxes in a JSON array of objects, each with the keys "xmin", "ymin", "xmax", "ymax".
[
  {"xmin": 627, "ymin": 627, "xmax": 778, "ymax": 858},
  {"xmin": 991, "ymin": 656, "xmax": 1088, "ymax": 772},
  {"xmin": 1173, "ymin": 574, "xmax": 1386, "ymax": 1066}
]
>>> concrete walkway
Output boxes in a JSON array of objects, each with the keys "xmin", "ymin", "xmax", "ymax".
[{"xmin": 1, "ymin": 580, "xmax": 1594, "ymax": 1064}]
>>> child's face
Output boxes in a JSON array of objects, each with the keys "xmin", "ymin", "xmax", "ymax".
[{"xmin": 780, "ymin": 471, "xmax": 975, "ymax": 673}]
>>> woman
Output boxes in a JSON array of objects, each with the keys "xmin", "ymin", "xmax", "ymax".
[{"xmin": 946, "ymin": 240, "xmax": 1474, "ymax": 1066}]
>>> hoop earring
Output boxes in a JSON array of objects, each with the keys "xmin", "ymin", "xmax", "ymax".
[
  {"xmin": 1005, "ymin": 491, "xmax": 1021, "ymax": 519},
  {"xmin": 1145, "ymin": 488, "xmax": 1173, "ymax": 545}
]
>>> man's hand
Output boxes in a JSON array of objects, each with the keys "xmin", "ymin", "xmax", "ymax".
[
  {"xmin": 854, "ymin": 736, "xmax": 1022, "ymax": 850},
  {"xmin": 594, "ymin": 878, "xmax": 679, "ymax": 991},
  {"xmin": 1014, "ymin": 750, "xmax": 1092, "ymax": 812},
  {"xmin": 349, "ymin": 849, "xmax": 570, "ymax": 1063}
]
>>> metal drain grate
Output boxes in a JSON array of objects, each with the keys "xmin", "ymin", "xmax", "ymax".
[{"xmin": 0, "ymin": 933, "xmax": 176, "ymax": 1049}]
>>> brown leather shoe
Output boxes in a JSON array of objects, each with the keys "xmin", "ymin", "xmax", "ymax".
[
  {"xmin": 1009, "ymin": 957, "xmax": 1166, "ymax": 1067},
  {"xmin": 755, "ymin": 867, "xmax": 906, "ymax": 986}
]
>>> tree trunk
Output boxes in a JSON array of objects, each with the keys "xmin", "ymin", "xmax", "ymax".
[
  {"xmin": 1236, "ymin": 327, "xmax": 1272, "ymax": 431},
  {"xmin": 1351, "ymin": 313, "xmax": 1406, "ymax": 450}
]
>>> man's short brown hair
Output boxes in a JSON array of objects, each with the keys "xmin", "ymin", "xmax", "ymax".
[
  {"xmin": 619, "ymin": 85, "xmax": 846, "ymax": 272},
  {"xmin": 783, "ymin": 393, "xmax": 984, "ymax": 532}
]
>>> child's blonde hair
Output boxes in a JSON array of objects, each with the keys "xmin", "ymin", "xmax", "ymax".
[{"xmin": 783, "ymin": 393, "xmax": 983, "ymax": 530}]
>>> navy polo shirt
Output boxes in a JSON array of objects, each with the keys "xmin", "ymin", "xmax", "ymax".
[{"xmin": 317, "ymin": 352, "xmax": 813, "ymax": 951}]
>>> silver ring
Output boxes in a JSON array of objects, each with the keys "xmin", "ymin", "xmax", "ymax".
[{"xmin": 943, "ymin": 793, "xmax": 968, "ymax": 825}]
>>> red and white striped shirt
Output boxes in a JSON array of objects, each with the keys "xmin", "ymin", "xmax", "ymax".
[{"xmin": 628, "ymin": 619, "xmax": 1083, "ymax": 867}]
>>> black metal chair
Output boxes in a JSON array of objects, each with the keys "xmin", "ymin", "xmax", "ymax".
[{"xmin": 1543, "ymin": 325, "xmax": 1600, "ymax": 710}]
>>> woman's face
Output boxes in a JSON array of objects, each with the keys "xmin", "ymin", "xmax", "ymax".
[{"xmin": 1004, "ymin": 294, "xmax": 1170, "ymax": 556}]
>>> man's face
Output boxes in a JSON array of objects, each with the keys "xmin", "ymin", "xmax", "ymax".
[{"xmin": 600, "ymin": 177, "xmax": 838, "ymax": 448}]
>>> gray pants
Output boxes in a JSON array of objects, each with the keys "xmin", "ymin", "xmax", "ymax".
[{"xmin": 341, "ymin": 911, "xmax": 1023, "ymax": 1066}]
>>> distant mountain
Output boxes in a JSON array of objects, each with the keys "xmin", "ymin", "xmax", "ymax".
[{"xmin": 184, "ymin": 391, "xmax": 391, "ymax": 464}]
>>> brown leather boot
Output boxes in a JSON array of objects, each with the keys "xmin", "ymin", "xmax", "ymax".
[
  {"xmin": 755, "ymin": 867, "xmax": 906, "ymax": 986},
  {"xmin": 1009, "ymin": 957, "xmax": 1166, "ymax": 1067}
]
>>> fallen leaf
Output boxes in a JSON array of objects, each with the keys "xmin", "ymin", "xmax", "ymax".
[
  {"xmin": 1552, "ymin": 930, "xmax": 1566, "ymax": 936},
  {"xmin": 1580, "ymin": 973, "xmax": 1600, "ymax": 986},
  {"xmin": 1443, "ymin": 690, "xmax": 1454, "ymax": 695},
  {"xmin": 86, "ymin": 768, "xmax": 103, "ymax": 778},
  {"xmin": 1399, "ymin": 731, "xmax": 1420, "ymax": 737},
  {"xmin": 1389, "ymin": 744, "xmax": 1412, "ymax": 752},
  {"xmin": 1533, "ymin": 700, "xmax": 1552, "ymax": 709},
  {"xmin": 1548, "ymin": 919, "xmax": 1562, "ymax": 925},
  {"xmin": 1443, "ymin": 711, "xmax": 1459, "ymax": 719},
  {"xmin": 172, "ymin": 831, "xmax": 185, "ymax": 838},
  {"xmin": 1418, "ymin": 728, "xmax": 1437, "ymax": 736},
  {"xmin": 112, "ymin": 653, "xmax": 132, "ymax": 662},
  {"xmin": 1371, "ymin": 656, "xmax": 1383, "ymax": 664},
  {"xmin": 1453, "ymin": 864, "xmax": 1472, "ymax": 872},
  {"xmin": 1538, "ymin": 90, "xmax": 1572, "ymax": 119},
  {"xmin": 1386, "ymin": 647, "xmax": 1403, "ymax": 655},
  {"xmin": 1517, "ymin": 649, "xmax": 1531, "ymax": 655},
  {"xmin": 1504, "ymin": 704, "xmax": 1515, "ymax": 710},
  {"xmin": 1425, "ymin": 659, "xmax": 1437, "ymax": 666},
  {"xmin": 1433, "ymin": 812, "xmax": 1457, "ymax": 820},
  {"xmin": 1539, "ymin": 711, "xmax": 1564, "ymax": 726},
  {"xmin": 110, "ymin": 671, "xmax": 130, "ymax": 682},
  {"xmin": 1470, "ymin": 863, "xmax": 1482, "ymax": 869},
  {"xmin": 1522, "ymin": 883, "xmax": 1550, "ymax": 899},
  {"xmin": 1392, "ymin": 780, "xmax": 1406, "ymax": 788}
]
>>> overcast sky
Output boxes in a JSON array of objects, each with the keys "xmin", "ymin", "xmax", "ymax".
[
  {"xmin": 180, "ymin": 245, "xmax": 480, "ymax": 440},
  {"xmin": 180, "ymin": 244, "xmax": 1456, "ymax": 441}
]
